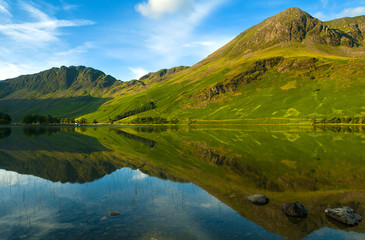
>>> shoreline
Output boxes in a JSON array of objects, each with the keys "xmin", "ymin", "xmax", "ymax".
[{"xmin": 2, "ymin": 123, "xmax": 365, "ymax": 127}]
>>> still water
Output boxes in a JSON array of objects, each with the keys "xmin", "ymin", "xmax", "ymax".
[{"xmin": 0, "ymin": 126, "xmax": 364, "ymax": 240}]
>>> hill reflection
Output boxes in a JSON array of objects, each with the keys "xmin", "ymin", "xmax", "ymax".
[{"xmin": 0, "ymin": 125, "xmax": 364, "ymax": 239}]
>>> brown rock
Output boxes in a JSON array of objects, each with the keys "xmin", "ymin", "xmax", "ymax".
[
  {"xmin": 110, "ymin": 212, "xmax": 120, "ymax": 216},
  {"xmin": 281, "ymin": 202, "xmax": 307, "ymax": 217}
]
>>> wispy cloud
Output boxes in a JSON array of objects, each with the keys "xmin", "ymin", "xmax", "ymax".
[
  {"xmin": 0, "ymin": 2, "xmax": 93, "ymax": 46},
  {"xmin": 133, "ymin": 0, "xmax": 231, "ymax": 70},
  {"xmin": 136, "ymin": 0, "xmax": 195, "ymax": 19},
  {"xmin": 0, "ymin": 1, "xmax": 94, "ymax": 79},
  {"xmin": 320, "ymin": 0, "xmax": 328, "ymax": 8},
  {"xmin": 0, "ymin": 0, "xmax": 10, "ymax": 16},
  {"xmin": 61, "ymin": 0, "xmax": 79, "ymax": 11},
  {"xmin": 314, "ymin": 6, "xmax": 365, "ymax": 21},
  {"xmin": 129, "ymin": 67, "xmax": 148, "ymax": 79},
  {"xmin": 339, "ymin": 6, "xmax": 365, "ymax": 17}
]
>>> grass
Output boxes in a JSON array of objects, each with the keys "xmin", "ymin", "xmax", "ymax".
[{"xmin": 79, "ymin": 55, "xmax": 365, "ymax": 125}]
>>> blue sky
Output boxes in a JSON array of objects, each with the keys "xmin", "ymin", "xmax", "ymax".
[{"xmin": 0, "ymin": 0, "xmax": 364, "ymax": 81}]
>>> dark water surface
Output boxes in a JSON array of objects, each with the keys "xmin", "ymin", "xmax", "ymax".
[{"xmin": 0, "ymin": 125, "xmax": 364, "ymax": 240}]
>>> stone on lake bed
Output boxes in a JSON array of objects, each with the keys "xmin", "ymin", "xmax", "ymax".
[
  {"xmin": 246, "ymin": 194, "xmax": 269, "ymax": 205},
  {"xmin": 325, "ymin": 206, "xmax": 362, "ymax": 226},
  {"xmin": 281, "ymin": 202, "xmax": 307, "ymax": 217},
  {"xmin": 110, "ymin": 212, "xmax": 120, "ymax": 216}
]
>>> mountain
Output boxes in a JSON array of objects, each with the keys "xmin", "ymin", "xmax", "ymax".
[
  {"xmin": 0, "ymin": 66, "xmax": 117, "ymax": 99},
  {"xmin": 1, "ymin": 8, "xmax": 365, "ymax": 123},
  {"xmin": 139, "ymin": 66, "xmax": 190, "ymax": 84},
  {"xmin": 81, "ymin": 8, "xmax": 365, "ymax": 124},
  {"xmin": 205, "ymin": 7, "xmax": 363, "ymax": 62},
  {"xmin": 326, "ymin": 15, "xmax": 365, "ymax": 44},
  {"xmin": 0, "ymin": 65, "xmax": 187, "ymax": 121}
]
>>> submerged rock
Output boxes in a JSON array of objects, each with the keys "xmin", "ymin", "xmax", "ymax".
[
  {"xmin": 281, "ymin": 202, "xmax": 307, "ymax": 217},
  {"xmin": 246, "ymin": 194, "xmax": 269, "ymax": 205},
  {"xmin": 325, "ymin": 207, "xmax": 362, "ymax": 226},
  {"xmin": 110, "ymin": 212, "xmax": 120, "ymax": 216}
]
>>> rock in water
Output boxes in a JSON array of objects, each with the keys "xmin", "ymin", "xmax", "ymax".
[
  {"xmin": 246, "ymin": 194, "xmax": 269, "ymax": 205},
  {"xmin": 281, "ymin": 202, "xmax": 307, "ymax": 217},
  {"xmin": 110, "ymin": 212, "xmax": 120, "ymax": 216},
  {"xmin": 325, "ymin": 207, "xmax": 362, "ymax": 226}
]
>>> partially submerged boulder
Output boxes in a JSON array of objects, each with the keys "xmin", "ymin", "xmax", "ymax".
[
  {"xmin": 325, "ymin": 207, "xmax": 362, "ymax": 226},
  {"xmin": 281, "ymin": 202, "xmax": 307, "ymax": 217},
  {"xmin": 246, "ymin": 194, "xmax": 269, "ymax": 205}
]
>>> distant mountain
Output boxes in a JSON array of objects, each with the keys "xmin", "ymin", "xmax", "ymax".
[
  {"xmin": 0, "ymin": 66, "xmax": 117, "ymax": 99},
  {"xmin": 139, "ymin": 66, "xmax": 190, "ymax": 84},
  {"xmin": 0, "ymin": 65, "xmax": 187, "ymax": 121},
  {"xmin": 1, "ymin": 8, "xmax": 365, "ymax": 123}
]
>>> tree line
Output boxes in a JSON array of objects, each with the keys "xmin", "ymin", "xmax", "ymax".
[
  {"xmin": 131, "ymin": 117, "xmax": 179, "ymax": 124},
  {"xmin": 113, "ymin": 102, "xmax": 155, "ymax": 122},
  {"xmin": 0, "ymin": 112, "xmax": 11, "ymax": 124},
  {"xmin": 22, "ymin": 114, "xmax": 87, "ymax": 124},
  {"xmin": 313, "ymin": 116, "xmax": 365, "ymax": 124},
  {"xmin": 22, "ymin": 114, "xmax": 62, "ymax": 124}
]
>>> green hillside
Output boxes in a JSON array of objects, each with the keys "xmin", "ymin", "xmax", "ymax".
[
  {"xmin": 0, "ymin": 8, "xmax": 365, "ymax": 123},
  {"xmin": 0, "ymin": 65, "xmax": 187, "ymax": 121},
  {"xmin": 80, "ymin": 8, "xmax": 365, "ymax": 124}
]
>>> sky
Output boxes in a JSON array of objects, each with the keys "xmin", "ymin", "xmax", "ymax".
[{"xmin": 0, "ymin": 0, "xmax": 364, "ymax": 81}]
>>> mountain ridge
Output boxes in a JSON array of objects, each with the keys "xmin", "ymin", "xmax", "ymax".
[{"xmin": 204, "ymin": 8, "xmax": 364, "ymax": 63}]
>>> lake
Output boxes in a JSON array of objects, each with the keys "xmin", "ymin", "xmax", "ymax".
[{"xmin": 0, "ymin": 125, "xmax": 364, "ymax": 240}]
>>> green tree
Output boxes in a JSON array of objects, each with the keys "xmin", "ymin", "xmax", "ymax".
[
  {"xmin": 0, "ymin": 112, "xmax": 11, "ymax": 124},
  {"xmin": 80, "ymin": 118, "xmax": 87, "ymax": 124}
]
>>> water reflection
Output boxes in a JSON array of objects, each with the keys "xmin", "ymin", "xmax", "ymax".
[
  {"xmin": 0, "ymin": 168, "xmax": 283, "ymax": 240},
  {"xmin": 0, "ymin": 126, "xmax": 364, "ymax": 240},
  {"xmin": 313, "ymin": 125, "xmax": 365, "ymax": 133},
  {"xmin": 114, "ymin": 129, "xmax": 156, "ymax": 148},
  {"xmin": 0, "ymin": 127, "xmax": 11, "ymax": 139},
  {"xmin": 23, "ymin": 127, "xmax": 62, "ymax": 137}
]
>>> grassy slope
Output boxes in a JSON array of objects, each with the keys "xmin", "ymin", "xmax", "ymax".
[
  {"xmin": 80, "ymin": 10, "xmax": 365, "ymax": 124},
  {"xmin": 80, "ymin": 52, "xmax": 365, "ymax": 124}
]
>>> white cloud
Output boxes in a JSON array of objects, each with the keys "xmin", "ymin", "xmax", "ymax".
[
  {"xmin": 129, "ymin": 67, "xmax": 149, "ymax": 79},
  {"xmin": 61, "ymin": 1, "xmax": 78, "ymax": 11},
  {"xmin": 183, "ymin": 39, "xmax": 231, "ymax": 52},
  {"xmin": 136, "ymin": 0, "xmax": 195, "ymax": 19},
  {"xmin": 313, "ymin": 11, "xmax": 327, "ymax": 20},
  {"xmin": 0, "ymin": 41, "xmax": 96, "ymax": 80},
  {"xmin": 0, "ymin": 3, "xmax": 94, "ymax": 46},
  {"xmin": 0, "ymin": 62, "xmax": 33, "ymax": 80},
  {"xmin": 133, "ymin": 0, "xmax": 230, "ymax": 68},
  {"xmin": 0, "ymin": 0, "xmax": 10, "ymax": 16},
  {"xmin": 314, "ymin": 6, "xmax": 365, "ymax": 21},
  {"xmin": 0, "ymin": 2, "xmax": 95, "ymax": 80},
  {"xmin": 339, "ymin": 7, "xmax": 365, "ymax": 17}
]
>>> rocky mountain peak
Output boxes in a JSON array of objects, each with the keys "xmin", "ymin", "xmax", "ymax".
[{"xmin": 205, "ymin": 8, "xmax": 359, "ymax": 61}]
